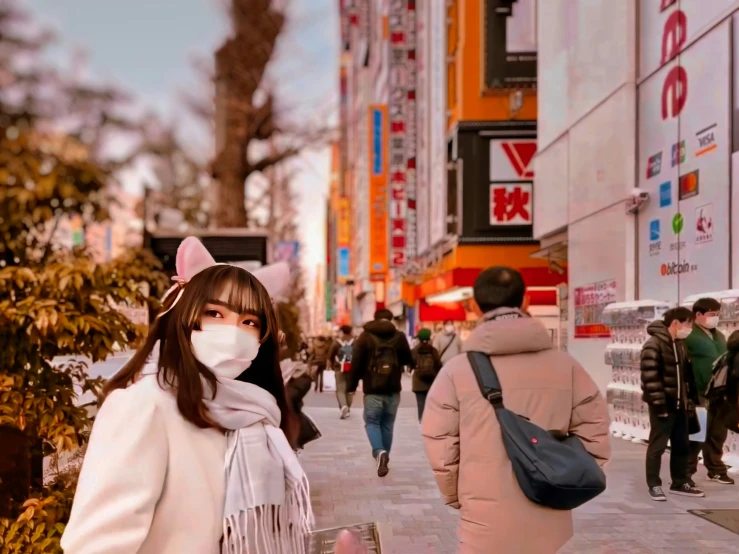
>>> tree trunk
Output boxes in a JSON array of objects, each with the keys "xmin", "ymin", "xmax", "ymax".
[{"xmin": 214, "ymin": 172, "xmax": 248, "ymax": 227}]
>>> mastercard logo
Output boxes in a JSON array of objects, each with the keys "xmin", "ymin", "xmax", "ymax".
[{"xmin": 679, "ymin": 170, "xmax": 700, "ymax": 200}]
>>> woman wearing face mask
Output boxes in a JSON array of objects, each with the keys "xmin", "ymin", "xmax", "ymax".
[
  {"xmin": 432, "ymin": 319, "xmax": 462, "ymax": 365},
  {"xmin": 61, "ymin": 237, "xmax": 313, "ymax": 554}
]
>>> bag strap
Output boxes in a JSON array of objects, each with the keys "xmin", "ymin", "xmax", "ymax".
[
  {"xmin": 467, "ymin": 351, "xmax": 504, "ymax": 409},
  {"xmin": 439, "ymin": 334, "xmax": 455, "ymax": 357}
]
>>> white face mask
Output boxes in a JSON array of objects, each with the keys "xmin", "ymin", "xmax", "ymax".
[
  {"xmin": 444, "ymin": 324, "xmax": 455, "ymax": 334},
  {"xmin": 190, "ymin": 324, "xmax": 260, "ymax": 380},
  {"xmin": 703, "ymin": 316, "xmax": 720, "ymax": 330},
  {"xmin": 676, "ymin": 327, "xmax": 692, "ymax": 340}
]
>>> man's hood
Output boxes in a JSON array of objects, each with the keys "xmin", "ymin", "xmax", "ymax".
[
  {"xmin": 463, "ymin": 310, "xmax": 553, "ymax": 356},
  {"xmin": 647, "ymin": 320, "xmax": 672, "ymax": 343},
  {"xmin": 363, "ymin": 319, "xmax": 398, "ymax": 338}
]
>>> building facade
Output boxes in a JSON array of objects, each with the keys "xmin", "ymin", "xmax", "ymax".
[{"xmin": 534, "ymin": 0, "xmax": 739, "ymax": 391}]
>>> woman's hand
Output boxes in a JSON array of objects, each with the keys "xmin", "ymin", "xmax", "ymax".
[{"xmin": 333, "ymin": 530, "xmax": 368, "ymax": 554}]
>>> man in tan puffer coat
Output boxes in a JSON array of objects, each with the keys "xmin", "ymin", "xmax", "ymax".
[{"xmin": 421, "ymin": 267, "xmax": 611, "ymax": 554}]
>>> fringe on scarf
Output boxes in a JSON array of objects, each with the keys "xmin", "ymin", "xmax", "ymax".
[{"xmin": 222, "ymin": 474, "xmax": 314, "ymax": 554}]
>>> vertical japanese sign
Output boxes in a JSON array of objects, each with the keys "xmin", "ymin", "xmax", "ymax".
[
  {"xmin": 337, "ymin": 197, "xmax": 351, "ymax": 282},
  {"xmin": 415, "ymin": 0, "xmax": 430, "ymax": 254},
  {"xmin": 428, "ymin": 0, "xmax": 447, "ymax": 246},
  {"xmin": 489, "ymin": 139, "xmax": 536, "ymax": 226},
  {"xmin": 405, "ymin": 1, "xmax": 417, "ymax": 263},
  {"xmin": 389, "ymin": 0, "xmax": 408, "ymax": 268},
  {"xmin": 368, "ymin": 105, "xmax": 389, "ymax": 280}
]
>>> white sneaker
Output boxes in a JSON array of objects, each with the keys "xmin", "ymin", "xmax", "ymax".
[{"xmin": 340, "ymin": 406, "xmax": 350, "ymax": 419}]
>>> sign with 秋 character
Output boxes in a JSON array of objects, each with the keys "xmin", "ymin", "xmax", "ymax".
[{"xmin": 489, "ymin": 139, "xmax": 536, "ymax": 227}]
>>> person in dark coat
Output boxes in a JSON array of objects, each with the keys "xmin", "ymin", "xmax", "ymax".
[
  {"xmin": 411, "ymin": 328, "xmax": 442, "ymax": 422},
  {"xmin": 640, "ymin": 307, "xmax": 702, "ymax": 501},
  {"xmin": 349, "ymin": 309, "xmax": 413, "ymax": 477}
]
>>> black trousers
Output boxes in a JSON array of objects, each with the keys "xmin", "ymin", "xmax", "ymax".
[
  {"xmin": 646, "ymin": 406, "xmax": 690, "ymax": 488},
  {"xmin": 689, "ymin": 397, "xmax": 729, "ymax": 476},
  {"xmin": 415, "ymin": 391, "xmax": 428, "ymax": 422}
]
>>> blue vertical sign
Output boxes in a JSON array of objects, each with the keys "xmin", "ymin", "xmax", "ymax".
[
  {"xmin": 372, "ymin": 108, "xmax": 383, "ymax": 176},
  {"xmin": 338, "ymin": 247, "xmax": 350, "ymax": 279}
]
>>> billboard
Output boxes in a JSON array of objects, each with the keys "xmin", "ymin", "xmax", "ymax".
[
  {"xmin": 483, "ymin": 0, "xmax": 537, "ymax": 89},
  {"xmin": 415, "ymin": 0, "xmax": 430, "ymax": 254},
  {"xmin": 368, "ymin": 104, "xmax": 389, "ymax": 280},
  {"xmin": 428, "ymin": 0, "xmax": 447, "ymax": 246},
  {"xmin": 489, "ymin": 139, "xmax": 536, "ymax": 228},
  {"xmin": 637, "ymin": 19, "xmax": 730, "ymax": 300},
  {"xmin": 338, "ymin": 247, "xmax": 351, "ymax": 280}
]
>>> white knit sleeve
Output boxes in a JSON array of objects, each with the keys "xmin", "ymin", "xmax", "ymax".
[{"xmin": 61, "ymin": 384, "xmax": 168, "ymax": 553}]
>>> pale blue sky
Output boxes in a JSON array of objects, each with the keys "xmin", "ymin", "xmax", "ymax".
[{"xmin": 29, "ymin": 0, "xmax": 339, "ymax": 276}]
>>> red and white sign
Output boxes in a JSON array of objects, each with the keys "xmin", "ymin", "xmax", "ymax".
[
  {"xmin": 388, "ymin": 0, "xmax": 411, "ymax": 268},
  {"xmin": 490, "ymin": 183, "xmax": 533, "ymax": 226},
  {"xmin": 490, "ymin": 139, "xmax": 537, "ymax": 181}
]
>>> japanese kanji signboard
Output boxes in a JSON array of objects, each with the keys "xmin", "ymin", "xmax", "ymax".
[
  {"xmin": 489, "ymin": 138, "xmax": 536, "ymax": 227},
  {"xmin": 388, "ymin": 0, "xmax": 412, "ymax": 268},
  {"xmin": 489, "ymin": 184, "xmax": 533, "ymax": 225}
]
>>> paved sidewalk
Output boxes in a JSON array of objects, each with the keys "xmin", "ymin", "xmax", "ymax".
[{"xmin": 301, "ymin": 402, "xmax": 739, "ymax": 554}]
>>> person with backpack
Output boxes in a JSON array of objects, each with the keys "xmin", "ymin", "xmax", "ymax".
[
  {"xmin": 432, "ymin": 319, "xmax": 462, "ymax": 365},
  {"xmin": 411, "ymin": 328, "xmax": 442, "ymax": 422},
  {"xmin": 640, "ymin": 306, "xmax": 704, "ymax": 501},
  {"xmin": 348, "ymin": 309, "xmax": 413, "ymax": 477},
  {"xmin": 328, "ymin": 324, "xmax": 356, "ymax": 419},
  {"xmin": 684, "ymin": 297, "xmax": 734, "ymax": 485},
  {"xmin": 421, "ymin": 267, "xmax": 610, "ymax": 554}
]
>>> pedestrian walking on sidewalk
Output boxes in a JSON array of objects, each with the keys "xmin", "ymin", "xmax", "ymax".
[
  {"xmin": 641, "ymin": 306, "xmax": 704, "ymax": 501},
  {"xmin": 685, "ymin": 297, "xmax": 734, "ymax": 485},
  {"xmin": 422, "ymin": 267, "xmax": 610, "ymax": 554},
  {"xmin": 411, "ymin": 328, "xmax": 442, "ymax": 422},
  {"xmin": 432, "ymin": 319, "xmax": 462, "ymax": 365},
  {"xmin": 348, "ymin": 309, "xmax": 413, "ymax": 477},
  {"xmin": 61, "ymin": 237, "xmax": 313, "ymax": 554},
  {"xmin": 310, "ymin": 335, "xmax": 331, "ymax": 392},
  {"xmin": 328, "ymin": 324, "xmax": 356, "ymax": 419}
]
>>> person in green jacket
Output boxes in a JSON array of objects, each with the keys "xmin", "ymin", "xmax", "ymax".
[{"xmin": 685, "ymin": 297, "xmax": 734, "ymax": 485}]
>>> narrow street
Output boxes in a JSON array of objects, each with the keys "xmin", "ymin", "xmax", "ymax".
[{"xmin": 302, "ymin": 382, "xmax": 739, "ymax": 554}]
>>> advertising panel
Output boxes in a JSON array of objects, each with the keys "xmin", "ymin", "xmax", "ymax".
[
  {"xmin": 639, "ymin": 0, "xmax": 736, "ymax": 80},
  {"xmin": 483, "ymin": 0, "xmax": 537, "ymax": 89},
  {"xmin": 405, "ymin": 0, "xmax": 417, "ymax": 263},
  {"xmin": 573, "ymin": 280, "xmax": 617, "ymax": 338},
  {"xmin": 489, "ymin": 139, "xmax": 536, "ymax": 228},
  {"xmin": 637, "ymin": 20, "xmax": 730, "ymax": 300},
  {"xmin": 338, "ymin": 247, "xmax": 351, "ymax": 280},
  {"xmin": 368, "ymin": 104, "xmax": 389, "ymax": 280},
  {"xmin": 428, "ymin": 0, "xmax": 447, "ymax": 246},
  {"xmin": 415, "ymin": 0, "xmax": 430, "ymax": 254},
  {"xmin": 388, "ymin": 0, "xmax": 410, "ymax": 268},
  {"xmin": 337, "ymin": 197, "xmax": 351, "ymax": 246}
]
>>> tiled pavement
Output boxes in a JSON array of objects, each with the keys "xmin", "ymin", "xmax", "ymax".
[{"xmin": 301, "ymin": 391, "xmax": 739, "ymax": 554}]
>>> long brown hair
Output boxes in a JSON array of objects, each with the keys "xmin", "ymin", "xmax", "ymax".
[{"xmin": 104, "ymin": 265, "xmax": 298, "ymax": 446}]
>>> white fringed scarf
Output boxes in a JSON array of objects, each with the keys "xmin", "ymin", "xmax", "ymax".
[{"xmin": 142, "ymin": 355, "xmax": 314, "ymax": 553}]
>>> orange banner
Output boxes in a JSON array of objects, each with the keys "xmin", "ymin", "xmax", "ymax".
[
  {"xmin": 337, "ymin": 197, "xmax": 351, "ymax": 246},
  {"xmin": 368, "ymin": 105, "xmax": 388, "ymax": 280}
]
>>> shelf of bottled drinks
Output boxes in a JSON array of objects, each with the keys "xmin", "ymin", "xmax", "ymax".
[{"xmin": 603, "ymin": 293, "xmax": 739, "ymax": 472}]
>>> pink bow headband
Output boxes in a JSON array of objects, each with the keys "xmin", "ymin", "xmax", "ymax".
[{"xmin": 156, "ymin": 237, "xmax": 290, "ymax": 318}]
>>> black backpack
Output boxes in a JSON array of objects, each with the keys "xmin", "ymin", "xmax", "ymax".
[
  {"xmin": 415, "ymin": 349, "xmax": 437, "ymax": 381},
  {"xmin": 369, "ymin": 334, "xmax": 400, "ymax": 389},
  {"xmin": 467, "ymin": 351, "xmax": 607, "ymax": 511}
]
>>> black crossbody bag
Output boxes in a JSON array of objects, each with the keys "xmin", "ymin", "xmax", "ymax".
[{"xmin": 467, "ymin": 351, "xmax": 607, "ymax": 511}]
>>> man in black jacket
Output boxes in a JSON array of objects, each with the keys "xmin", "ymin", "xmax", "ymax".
[
  {"xmin": 349, "ymin": 309, "xmax": 413, "ymax": 477},
  {"xmin": 641, "ymin": 307, "xmax": 703, "ymax": 501}
]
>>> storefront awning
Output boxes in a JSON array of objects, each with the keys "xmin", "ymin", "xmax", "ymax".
[{"xmin": 418, "ymin": 299, "xmax": 467, "ymax": 322}]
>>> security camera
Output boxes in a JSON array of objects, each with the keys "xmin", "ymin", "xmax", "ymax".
[{"xmin": 625, "ymin": 188, "xmax": 650, "ymax": 214}]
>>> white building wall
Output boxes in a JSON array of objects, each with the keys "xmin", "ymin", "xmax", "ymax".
[{"xmin": 535, "ymin": 0, "xmax": 638, "ymax": 392}]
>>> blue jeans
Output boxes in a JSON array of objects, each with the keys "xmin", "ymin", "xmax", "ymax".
[{"xmin": 363, "ymin": 393, "xmax": 401, "ymax": 458}]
